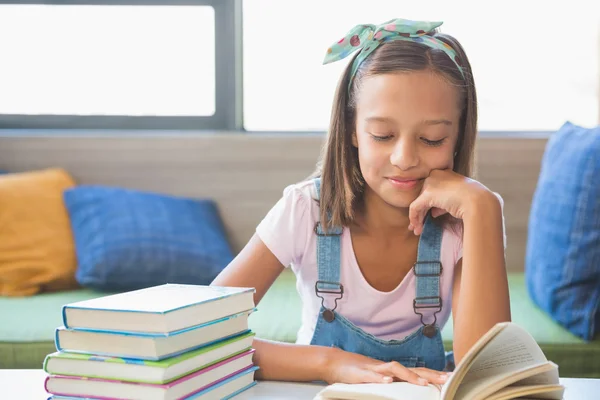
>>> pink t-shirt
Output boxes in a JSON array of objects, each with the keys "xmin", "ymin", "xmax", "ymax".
[{"xmin": 256, "ymin": 179, "xmax": 504, "ymax": 345}]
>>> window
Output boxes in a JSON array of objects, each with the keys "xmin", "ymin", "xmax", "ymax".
[
  {"xmin": 2, "ymin": 0, "xmax": 598, "ymax": 132},
  {"xmin": 243, "ymin": 0, "xmax": 600, "ymax": 132},
  {"xmin": 0, "ymin": 0, "xmax": 237, "ymax": 130}
]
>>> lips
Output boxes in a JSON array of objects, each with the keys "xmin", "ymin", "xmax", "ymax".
[
  {"xmin": 389, "ymin": 177, "xmax": 420, "ymax": 182},
  {"xmin": 386, "ymin": 177, "xmax": 421, "ymax": 189}
]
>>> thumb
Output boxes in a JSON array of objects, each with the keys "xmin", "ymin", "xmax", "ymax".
[
  {"xmin": 409, "ymin": 195, "xmax": 431, "ymax": 235},
  {"xmin": 431, "ymin": 207, "xmax": 447, "ymax": 218}
]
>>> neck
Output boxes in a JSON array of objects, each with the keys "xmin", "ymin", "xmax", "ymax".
[{"xmin": 353, "ymin": 187, "xmax": 414, "ymax": 239}]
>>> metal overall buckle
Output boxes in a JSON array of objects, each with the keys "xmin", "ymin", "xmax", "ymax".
[
  {"xmin": 315, "ymin": 280, "xmax": 344, "ymax": 323},
  {"xmin": 413, "ymin": 261, "xmax": 443, "ymax": 338},
  {"xmin": 314, "ymin": 222, "xmax": 343, "ymax": 237}
]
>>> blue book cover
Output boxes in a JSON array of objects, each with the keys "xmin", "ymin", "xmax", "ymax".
[{"xmin": 55, "ymin": 310, "xmax": 256, "ymax": 360}]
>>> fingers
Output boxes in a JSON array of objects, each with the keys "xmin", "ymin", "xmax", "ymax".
[
  {"xmin": 372, "ymin": 362, "xmax": 451, "ymax": 386},
  {"xmin": 408, "ymin": 196, "xmax": 430, "ymax": 236},
  {"xmin": 354, "ymin": 368, "xmax": 394, "ymax": 384},
  {"xmin": 372, "ymin": 362, "xmax": 427, "ymax": 386},
  {"xmin": 411, "ymin": 367, "xmax": 451, "ymax": 385}
]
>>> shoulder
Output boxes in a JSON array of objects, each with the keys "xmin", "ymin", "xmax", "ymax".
[
  {"xmin": 261, "ymin": 179, "xmax": 320, "ymax": 226},
  {"xmin": 256, "ymin": 179, "xmax": 320, "ymax": 267},
  {"xmin": 281, "ymin": 179, "xmax": 320, "ymax": 203},
  {"xmin": 272, "ymin": 179, "xmax": 321, "ymax": 222}
]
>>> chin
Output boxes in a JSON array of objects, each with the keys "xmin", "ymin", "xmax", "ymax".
[{"xmin": 378, "ymin": 187, "xmax": 418, "ymax": 209}]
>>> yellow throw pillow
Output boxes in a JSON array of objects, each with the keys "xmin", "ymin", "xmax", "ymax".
[{"xmin": 0, "ymin": 168, "xmax": 79, "ymax": 296}]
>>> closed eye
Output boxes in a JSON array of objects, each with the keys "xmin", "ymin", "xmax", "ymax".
[
  {"xmin": 421, "ymin": 137, "xmax": 446, "ymax": 147},
  {"xmin": 369, "ymin": 133, "xmax": 393, "ymax": 142}
]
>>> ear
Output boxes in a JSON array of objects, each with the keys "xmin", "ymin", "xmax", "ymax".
[{"xmin": 351, "ymin": 131, "xmax": 358, "ymax": 148}]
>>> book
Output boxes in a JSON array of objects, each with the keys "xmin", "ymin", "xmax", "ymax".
[
  {"xmin": 314, "ymin": 322, "xmax": 565, "ymax": 400},
  {"xmin": 61, "ymin": 283, "xmax": 255, "ymax": 334},
  {"xmin": 44, "ymin": 332, "xmax": 255, "ymax": 384},
  {"xmin": 47, "ymin": 366, "xmax": 259, "ymax": 400},
  {"xmin": 45, "ymin": 350, "xmax": 257, "ymax": 400},
  {"xmin": 55, "ymin": 310, "xmax": 253, "ymax": 360}
]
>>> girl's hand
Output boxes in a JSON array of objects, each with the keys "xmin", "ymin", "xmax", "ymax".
[
  {"xmin": 408, "ymin": 169, "xmax": 496, "ymax": 235},
  {"xmin": 322, "ymin": 347, "xmax": 451, "ymax": 386}
]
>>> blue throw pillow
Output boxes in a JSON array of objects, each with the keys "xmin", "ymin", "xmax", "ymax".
[
  {"xmin": 525, "ymin": 121, "xmax": 600, "ymax": 341},
  {"xmin": 64, "ymin": 186, "xmax": 234, "ymax": 292}
]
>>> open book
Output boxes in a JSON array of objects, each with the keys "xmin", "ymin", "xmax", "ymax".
[{"xmin": 315, "ymin": 322, "xmax": 565, "ymax": 400}]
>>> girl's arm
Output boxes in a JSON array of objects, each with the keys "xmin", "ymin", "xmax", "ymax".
[
  {"xmin": 211, "ymin": 233, "xmax": 334, "ymax": 382},
  {"xmin": 450, "ymin": 193, "xmax": 511, "ymax": 365},
  {"xmin": 407, "ymin": 169, "xmax": 512, "ymax": 366},
  {"xmin": 212, "ymin": 233, "xmax": 450, "ymax": 385}
]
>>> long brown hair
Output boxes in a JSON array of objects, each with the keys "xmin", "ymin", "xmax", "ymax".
[{"xmin": 312, "ymin": 31, "xmax": 478, "ymax": 232}]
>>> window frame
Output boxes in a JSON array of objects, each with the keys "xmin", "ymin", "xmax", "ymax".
[{"xmin": 0, "ymin": 0, "xmax": 243, "ymax": 130}]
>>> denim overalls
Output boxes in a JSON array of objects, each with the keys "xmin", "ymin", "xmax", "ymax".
[{"xmin": 309, "ymin": 178, "xmax": 454, "ymax": 371}]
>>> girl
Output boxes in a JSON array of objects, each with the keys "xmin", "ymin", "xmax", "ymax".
[{"xmin": 212, "ymin": 17, "xmax": 510, "ymax": 387}]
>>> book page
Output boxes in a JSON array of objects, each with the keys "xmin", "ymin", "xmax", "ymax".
[
  {"xmin": 507, "ymin": 363, "xmax": 559, "ymax": 386},
  {"xmin": 453, "ymin": 362, "xmax": 555, "ymax": 400},
  {"xmin": 450, "ymin": 324, "xmax": 553, "ymax": 400},
  {"xmin": 313, "ymin": 382, "xmax": 441, "ymax": 400},
  {"xmin": 488, "ymin": 384, "xmax": 565, "ymax": 400},
  {"xmin": 461, "ymin": 323, "xmax": 547, "ymax": 384}
]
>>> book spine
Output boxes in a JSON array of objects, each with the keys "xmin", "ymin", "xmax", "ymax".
[
  {"xmin": 61, "ymin": 305, "xmax": 70, "ymax": 329},
  {"xmin": 54, "ymin": 329, "xmax": 63, "ymax": 352},
  {"xmin": 222, "ymin": 381, "xmax": 258, "ymax": 400},
  {"xmin": 43, "ymin": 354, "xmax": 52, "ymax": 373}
]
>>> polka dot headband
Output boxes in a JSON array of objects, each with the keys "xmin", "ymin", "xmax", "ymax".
[{"xmin": 323, "ymin": 18, "xmax": 466, "ymax": 89}]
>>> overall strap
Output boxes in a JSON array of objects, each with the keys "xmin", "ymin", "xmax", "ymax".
[
  {"xmin": 413, "ymin": 213, "xmax": 444, "ymax": 326},
  {"xmin": 313, "ymin": 178, "xmax": 343, "ymax": 294}
]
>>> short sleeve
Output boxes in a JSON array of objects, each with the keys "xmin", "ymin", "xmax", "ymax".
[
  {"xmin": 456, "ymin": 192, "xmax": 507, "ymax": 262},
  {"xmin": 256, "ymin": 184, "xmax": 312, "ymax": 268}
]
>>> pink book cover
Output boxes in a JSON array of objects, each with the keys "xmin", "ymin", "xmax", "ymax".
[{"xmin": 45, "ymin": 349, "xmax": 255, "ymax": 400}]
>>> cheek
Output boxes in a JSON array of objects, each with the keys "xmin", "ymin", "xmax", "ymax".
[
  {"xmin": 356, "ymin": 138, "xmax": 388, "ymax": 172},
  {"xmin": 423, "ymin": 145, "xmax": 455, "ymax": 171},
  {"xmin": 435, "ymin": 151, "xmax": 455, "ymax": 170},
  {"xmin": 421, "ymin": 128, "xmax": 459, "ymax": 168}
]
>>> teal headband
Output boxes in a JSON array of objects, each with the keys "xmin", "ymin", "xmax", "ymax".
[{"xmin": 323, "ymin": 18, "xmax": 465, "ymax": 89}]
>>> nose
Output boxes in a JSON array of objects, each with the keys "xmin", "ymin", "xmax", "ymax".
[{"xmin": 390, "ymin": 138, "xmax": 419, "ymax": 170}]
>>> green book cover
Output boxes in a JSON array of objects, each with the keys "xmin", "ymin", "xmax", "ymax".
[{"xmin": 43, "ymin": 331, "xmax": 255, "ymax": 384}]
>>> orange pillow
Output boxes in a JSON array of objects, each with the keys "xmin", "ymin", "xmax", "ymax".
[{"xmin": 0, "ymin": 168, "xmax": 79, "ymax": 296}]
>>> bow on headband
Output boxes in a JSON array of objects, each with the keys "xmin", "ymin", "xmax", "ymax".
[{"xmin": 324, "ymin": 18, "xmax": 465, "ymax": 87}]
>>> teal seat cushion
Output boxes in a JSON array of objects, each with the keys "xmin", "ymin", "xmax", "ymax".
[
  {"xmin": 0, "ymin": 288, "xmax": 117, "ymax": 369},
  {"xmin": 2, "ymin": 271, "xmax": 599, "ymax": 377}
]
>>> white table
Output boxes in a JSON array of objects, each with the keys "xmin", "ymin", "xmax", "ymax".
[{"xmin": 1, "ymin": 369, "xmax": 599, "ymax": 399}]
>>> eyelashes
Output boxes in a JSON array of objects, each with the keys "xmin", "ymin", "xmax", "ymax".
[
  {"xmin": 368, "ymin": 133, "xmax": 447, "ymax": 147},
  {"xmin": 420, "ymin": 138, "xmax": 446, "ymax": 147},
  {"xmin": 370, "ymin": 134, "xmax": 393, "ymax": 142}
]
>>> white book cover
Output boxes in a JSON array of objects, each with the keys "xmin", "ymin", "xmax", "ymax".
[{"xmin": 62, "ymin": 284, "xmax": 256, "ymax": 334}]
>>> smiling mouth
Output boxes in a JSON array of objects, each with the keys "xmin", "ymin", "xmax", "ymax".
[{"xmin": 386, "ymin": 177, "xmax": 421, "ymax": 189}]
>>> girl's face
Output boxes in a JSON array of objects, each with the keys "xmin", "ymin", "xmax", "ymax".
[{"xmin": 353, "ymin": 70, "xmax": 461, "ymax": 209}]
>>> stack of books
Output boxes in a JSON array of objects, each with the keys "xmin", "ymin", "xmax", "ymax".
[{"xmin": 43, "ymin": 283, "xmax": 258, "ymax": 400}]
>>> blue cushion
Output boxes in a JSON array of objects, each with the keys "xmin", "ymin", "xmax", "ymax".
[
  {"xmin": 64, "ymin": 186, "xmax": 234, "ymax": 292},
  {"xmin": 526, "ymin": 121, "xmax": 600, "ymax": 341}
]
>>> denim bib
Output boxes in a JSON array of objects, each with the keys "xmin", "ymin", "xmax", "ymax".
[{"xmin": 308, "ymin": 178, "xmax": 453, "ymax": 371}]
